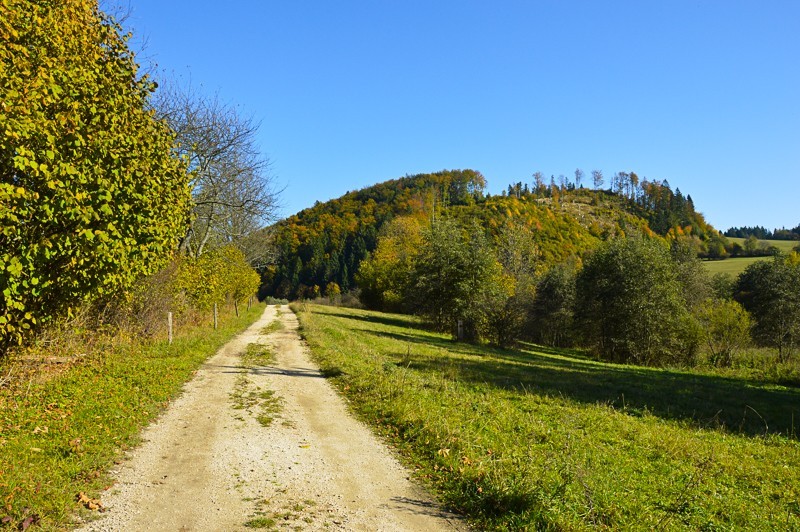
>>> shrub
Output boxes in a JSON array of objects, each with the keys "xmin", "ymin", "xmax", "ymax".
[
  {"xmin": 698, "ymin": 299, "xmax": 751, "ymax": 367},
  {"xmin": 0, "ymin": 0, "xmax": 191, "ymax": 353},
  {"xmin": 734, "ymin": 255, "xmax": 800, "ymax": 362},
  {"xmin": 575, "ymin": 238, "xmax": 695, "ymax": 365},
  {"xmin": 174, "ymin": 246, "xmax": 260, "ymax": 312}
]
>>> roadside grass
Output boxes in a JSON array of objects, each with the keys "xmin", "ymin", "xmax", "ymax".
[
  {"xmin": 294, "ymin": 303, "xmax": 800, "ymax": 530},
  {"xmin": 0, "ymin": 303, "xmax": 266, "ymax": 530}
]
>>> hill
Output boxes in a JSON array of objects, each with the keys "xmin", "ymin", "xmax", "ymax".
[{"xmin": 260, "ymin": 169, "xmax": 718, "ymax": 300}]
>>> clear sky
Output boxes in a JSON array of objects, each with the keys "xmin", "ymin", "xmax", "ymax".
[{"xmin": 123, "ymin": 0, "xmax": 799, "ymax": 232}]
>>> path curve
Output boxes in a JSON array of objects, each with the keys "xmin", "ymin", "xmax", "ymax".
[{"xmin": 78, "ymin": 305, "xmax": 464, "ymax": 531}]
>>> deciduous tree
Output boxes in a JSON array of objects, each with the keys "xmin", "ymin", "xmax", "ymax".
[
  {"xmin": 697, "ymin": 299, "xmax": 751, "ymax": 367},
  {"xmin": 410, "ymin": 219, "xmax": 503, "ymax": 341},
  {"xmin": 152, "ymin": 82, "xmax": 278, "ymax": 260},
  {"xmin": 527, "ymin": 263, "xmax": 577, "ymax": 347},
  {"xmin": 1, "ymin": 0, "xmax": 191, "ymax": 351},
  {"xmin": 591, "ymin": 169, "xmax": 604, "ymax": 190},
  {"xmin": 734, "ymin": 255, "xmax": 800, "ymax": 362},
  {"xmin": 575, "ymin": 238, "xmax": 696, "ymax": 365}
]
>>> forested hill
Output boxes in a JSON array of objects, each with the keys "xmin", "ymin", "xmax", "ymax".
[{"xmin": 260, "ymin": 169, "xmax": 717, "ymax": 300}]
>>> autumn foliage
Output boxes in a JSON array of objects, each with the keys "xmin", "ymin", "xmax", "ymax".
[{"xmin": 0, "ymin": 0, "xmax": 191, "ymax": 351}]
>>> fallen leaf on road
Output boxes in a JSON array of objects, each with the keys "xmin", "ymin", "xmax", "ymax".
[{"xmin": 76, "ymin": 492, "xmax": 104, "ymax": 512}]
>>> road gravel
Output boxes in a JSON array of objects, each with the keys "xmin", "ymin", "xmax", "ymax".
[{"xmin": 77, "ymin": 305, "xmax": 464, "ymax": 531}]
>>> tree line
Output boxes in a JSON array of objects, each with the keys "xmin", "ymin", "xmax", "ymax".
[
  {"xmin": 261, "ymin": 170, "xmax": 488, "ymax": 300},
  {"xmin": 358, "ymin": 215, "xmax": 800, "ymax": 366},
  {"xmin": 725, "ymin": 225, "xmax": 800, "ymax": 241}
]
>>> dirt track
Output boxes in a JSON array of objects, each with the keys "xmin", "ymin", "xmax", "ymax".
[{"xmin": 78, "ymin": 305, "xmax": 463, "ymax": 531}]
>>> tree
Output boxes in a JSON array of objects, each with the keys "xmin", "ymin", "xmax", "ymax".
[
  {"xmin": 527, "ymin": 263, "xmax": 577, "ymax": 347},
  {"xmin": 174, "ymin": 245, "xmax": 259, "ymax": 313},
  {"xmin": 356, "ymin": 216, "xmax": 424, "ymax": 311},
  {"xmin": 592, "ymin": 169, "xmax": 604, "ymax": 190},
  {"xmin": 152, "ymin": 82, "xmax": 279, "ymax": 259},
  {"xmin": 743, "ymin": 235, "xmax": 759, "ymax": 255},
  {"xmin": 532, "ymin": 171, "xmax": 545, "ymax": 194},
  {"xmin": 486, "ymin": 223, "xmax": 540, "ymax": 347},
  {"xmin": 574, "ymin": 168, "xmax": 584, "ymax": 189},
  {"xmin": 409, "ymin": 219, "xmax": 503, "ymax": 341},
  {"xmin": 575, "ymin": 238, "xmax": 697, "ymax": 365},
  {"xmin": 1, "ymin": 0, "xmax": 191, "ymax": 351},
  {"xmin": 697, "ymin": 299, "xmax": 751, "ymax": 367},
  {"xmin": 734, "ymin": 255, "xmax": 800, "ymax": 362},
  {"xmin": 671, "ymin": 237, "xmax": 711, "ymax": 311}
]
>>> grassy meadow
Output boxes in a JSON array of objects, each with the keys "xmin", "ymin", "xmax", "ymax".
[
  {"xmin": 727, "ymin": 237, "xmax": 798, "ymax": 253},
  {"xmin": 0, "ymin": 303, "xmax": 266, "ymax": 529},
  {"xmin": 702, "ymin": 256, "xmax": 769, "ymax": 276},
  {"xmin": 702, "ymin": 239, "xmax": 798, "ymax": 277},
  {"xmin": 295, "ymin": 303, "xmax": 800, "ymax": 530}
]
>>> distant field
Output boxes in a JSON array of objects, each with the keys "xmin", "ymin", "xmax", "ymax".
[
  {"xmin": 702, "ymin": 256, "xmax": 769, "ymax": 276},
  {"xmin": 296, "ymin": 304, "xmax": 800, "ymax": 530},
  {"xmin": 703, "ymin": 239, "xmax": 798, "ymax": 277},
  {"xmin": 728, "ymin": 237, "xmax": 798, "ymax": 252}
]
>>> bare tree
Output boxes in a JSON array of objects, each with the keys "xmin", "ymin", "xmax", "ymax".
[
  {"xmin": 574, "ymin": 168, "xmax": 584, "ymax": 189},
  {"xmin": 152, "ymin": 81, "xmax": 280, "ymax": 261},
  {"xmin": 532, "ymin": 171, "xmax": 545, "ymax": 194},
  {"xmin": 592, "ymin": 169, "xmax": 604, "ymax": 190}
]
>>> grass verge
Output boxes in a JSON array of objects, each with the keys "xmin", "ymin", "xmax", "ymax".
[
  {"xmin": 0, "ymin": 303, "xmax": 266, "ymax": 529},
  {"xmin": 294, "ymin": 303, "xmax": 800, "ymax": 530}
]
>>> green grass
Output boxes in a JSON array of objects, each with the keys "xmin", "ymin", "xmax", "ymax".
[
  {"xmin": 295, "ymin": 303, "xmax": 800, "ymax": 531},
  {"xmin": 243, "ymin": 515, "xmax": 277, "ymax": 529},
  {"xmin": 242, "ymin": 342, "xmax": 276, "ymax": 366},
  {"xmin": 236, "ymin": 343, "xmax": 282, "ymax": 427},
  {"xmin": 728, "ymin": 237, "xmax": 798, "ymax": 253},
  {"xmin": 702, "ymin": 256, "xmax": 769, "ymax": 277},
  {"xmin": 260, "ymin": 318, "xmax": 285, "ymax": 336},
  {"xmin": 0, "ymin": 303, "xmax": 266, "ymax": 530},
  {"xmin": 702, "ymin": 239, "xmax": 798, "ymax": 277}
]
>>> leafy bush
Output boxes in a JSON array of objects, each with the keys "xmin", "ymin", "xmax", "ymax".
[
  {"xmin": 575, "ymin": 238, "xmax": 697, "ymax": 365},
  {"xmin": 0, "ymin": 0, "xmax": 191, "ymax": 352},
  {"xmin": 174, "ymin": 246, "xmax": 260, "ymax": 312},
  {"xmin": 409, "ymin": 219, "xmax": 507, "ymax": 341},
  {"xmin": 735, "ymin": 255, "xmax": 800, "ymax": 362},
  {"xmin": 697, "ymin": 299, "xmax": 751, "ymax": 367},
  {"xmin": 526, "ymin": 263, "xmax": 577, "ymax": 347}
]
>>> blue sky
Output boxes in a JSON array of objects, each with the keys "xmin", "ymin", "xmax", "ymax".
[{"xmin": 124, "ymin": 1, "xmax": 799, "ymax": 232}]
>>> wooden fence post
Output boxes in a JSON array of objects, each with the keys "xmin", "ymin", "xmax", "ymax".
[{"xmin": 168, "ymin": 312, "xmax": 173, "ymax": 345}]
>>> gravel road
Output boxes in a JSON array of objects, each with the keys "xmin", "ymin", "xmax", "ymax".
[{"xmin": 77, "ymin": 305, "xmax": 464, "ymax": 531}]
